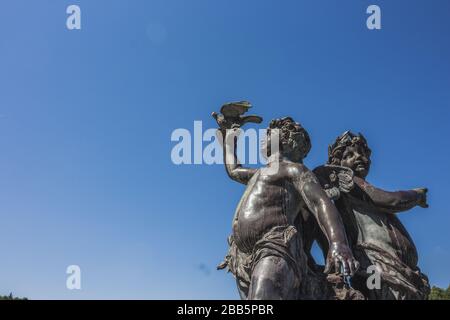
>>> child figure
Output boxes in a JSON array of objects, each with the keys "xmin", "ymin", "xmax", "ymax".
[
  {"xmin": 213, "ymin": 102, "xmax": 358, "ymax": 300},
  {"xmin": 315, "ymin": 131, "xmax": 430, "ymax": 300}
]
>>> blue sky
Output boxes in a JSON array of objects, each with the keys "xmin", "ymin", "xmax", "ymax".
[{"xmin": 0, "ymin": 0, "xmax": 449, "ymax": 299}]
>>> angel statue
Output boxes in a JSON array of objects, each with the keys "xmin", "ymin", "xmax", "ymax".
[{"xmin": 313, "ymin": 131, "xmax": 430, "ymax": 300}]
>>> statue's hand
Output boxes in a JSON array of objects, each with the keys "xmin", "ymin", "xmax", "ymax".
[
  {"xmin": 211, "ymin": 112, "xmax": 235, "ymax": 131},
  {"xmin": 414, "ymin": 188, "xmax": 428, "ymax": 208},
  {"xmin": 325, "ymin": 242, "xmax": 359, "ymax": 276}
]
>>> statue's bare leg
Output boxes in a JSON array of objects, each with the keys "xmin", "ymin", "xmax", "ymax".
[{"xmin": 248, "ymin": 256, "xmax": 299, "ymax": 300}]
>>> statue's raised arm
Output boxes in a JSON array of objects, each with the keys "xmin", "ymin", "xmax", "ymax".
[{"xmin": 212, "ymin": 101, "xmax": 262, "ymax": 185}]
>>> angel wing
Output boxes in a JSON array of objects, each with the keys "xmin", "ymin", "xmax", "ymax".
[{"xmin": 313, "ymin": 165, "xmax": 354, "ymax": 194}]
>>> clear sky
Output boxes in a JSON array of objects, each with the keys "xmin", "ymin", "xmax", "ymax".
[{"xmin": 0, "ymin": 0, "xmax": 449, "ymax": 299}]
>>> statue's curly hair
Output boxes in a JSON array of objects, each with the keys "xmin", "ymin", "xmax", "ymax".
[
  {"xmin": 262, "ymin": 117, "xmax": 311, "ymax": 159},
  {"xmin": 327, "ymin": 131, "xmax": 371, "ymax": 165}
]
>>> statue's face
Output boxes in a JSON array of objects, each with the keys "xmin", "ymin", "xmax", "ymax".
[{"xmin": 340, "ymin": 145, "xmax": 371, "ymax": 178}]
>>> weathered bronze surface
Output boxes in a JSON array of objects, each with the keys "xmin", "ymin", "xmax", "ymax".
[
  {"xmin": 214, "ymin": 103, "xmax": 358, "ymax": 299},
  {"xmin": 214, "ymin": 103, "xmax": 429, "ymax": 300},
  {"xmin": 314, "ymin": 131, "xmax": 430, "ymax": 299}
]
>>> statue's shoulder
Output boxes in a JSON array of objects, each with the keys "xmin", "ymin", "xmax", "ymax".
[
  {"xmin": 284, "ymin": 161, "xmax": 307, "ymax": 175},
  {"xmin": 284, "ymin": 162, "xmax": 319, "ymax": 184}
]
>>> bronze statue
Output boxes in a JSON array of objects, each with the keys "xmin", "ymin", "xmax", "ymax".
[
  {"xmin": 313, "ymin": 131, "xmax": 430, "ymax": 299},
  {"xmin": 213, "ymin": 102, "xmax": 358, "ymax": 300}
]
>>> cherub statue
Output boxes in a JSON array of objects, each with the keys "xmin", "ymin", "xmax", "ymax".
[
  {"xmin": 313, "ymin": 131, "xmax": 430, "ymax": 299},
  {"xmin": 213, "ymin": 102, "xmax": 358, "ymax": 300}
]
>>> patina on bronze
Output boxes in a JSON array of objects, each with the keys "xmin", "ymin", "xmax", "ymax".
[
  {"xmin": 213, "ymin": 102, "xmax": 358, "ymax": 300},
  {"xmin": 314, "ymin": 131, "xmax": 430, "ymax": 300}
]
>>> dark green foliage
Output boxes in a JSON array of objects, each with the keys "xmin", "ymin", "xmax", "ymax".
[
  {"xmin": 0, "ymin": 293, "xmax": 27, "ymax": 300},
  {"xmin": 428, "ymin": 285, "xmax": 450, "ymax": 300}
]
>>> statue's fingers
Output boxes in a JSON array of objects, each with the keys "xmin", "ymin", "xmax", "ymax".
[
  {"xmin": 340, "ymin": 258, "xmax": 350, "ymax": 276},
  {"xmin": 334, "ymin": 257, "xmax": 340, "ymax": 274},
  {"xmin": 342, "ymin": 260, "xmax": 351, "ymax": 276}
]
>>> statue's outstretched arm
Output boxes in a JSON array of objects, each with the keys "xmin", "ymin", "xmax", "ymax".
[{"xmin": 353, "ymin": 176, "xmax": 428, "ymax": 213}]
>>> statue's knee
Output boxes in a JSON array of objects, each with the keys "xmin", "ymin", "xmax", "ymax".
[
  {"xmin": 249, "ymin": 256, "xmax": 293, "ymax": 300},
  {"xmin": 249, "ymin": 274, "xmax": 278, "ymax": 300}
]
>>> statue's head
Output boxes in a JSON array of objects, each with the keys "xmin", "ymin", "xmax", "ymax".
[
  {"xmin": 328, "ymin": 131, "xmax": 372, "ymax": 178},
  {"xmin": 263, "ymin": 117, "xmax": 311, "ymax": 162}
]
